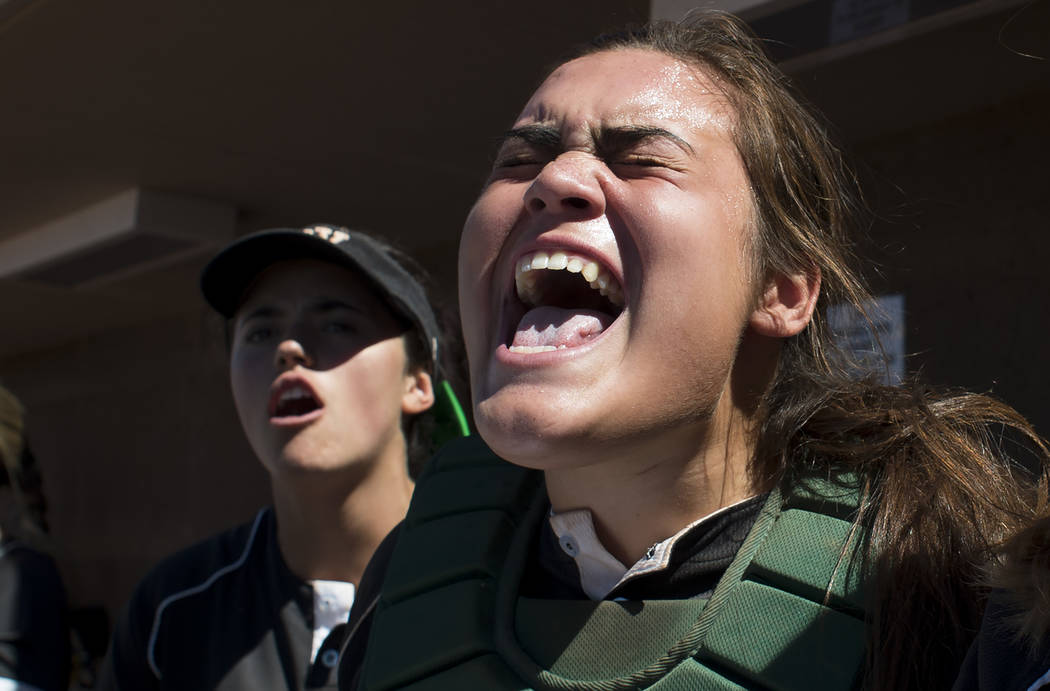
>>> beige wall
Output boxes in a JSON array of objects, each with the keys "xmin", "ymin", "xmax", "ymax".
[
  {"xmin": 856, "ymin": 88, "xmax": 1050, "ymax": 438},
  {"xmin": 1, "ymin": 307, "xmax": 269, "ymax": 618}
]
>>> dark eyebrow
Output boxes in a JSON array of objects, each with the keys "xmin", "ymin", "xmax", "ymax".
[
  {"xmin": 595, "ymin": 125, "xmax": 695, "ymax": 158},
  {"xmin": 311, "ymin": 298, "xmax": 366, "ymax": 316},
  {"xmin": 495, "ymin": 123, "xmax": 694, "ymax": 160},
  {"xmin": 496, "ymin": 124, "xmax": 562, "ymax": 153},
  {"xmin": 237, "ymin": 305, "xmax": 281, "ymax": 324},
  {"xmin": 236, "ymin": 299, "xmax": 363, "ymax": 324}
]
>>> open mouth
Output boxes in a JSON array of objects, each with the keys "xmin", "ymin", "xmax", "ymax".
[
  {"xmin": 507, "ymin": 249, "xmax": 625, "ymax": 354},
  {"xmin": 269, "ymin": 381, "xmax": 323, "ymax": 421}
]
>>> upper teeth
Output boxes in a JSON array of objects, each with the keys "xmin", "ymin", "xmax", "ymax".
[
  {"xmin": 515, "ymin": 250, "xmax": 624, "ymax": 307},
  {"xmin": 278, "ymin": 386, "xmax": 312, "ymax": 403}
]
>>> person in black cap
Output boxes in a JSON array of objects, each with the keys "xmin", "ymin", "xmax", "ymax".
[{"xmin": 99, "ymin": 225, "xmax": 467, "ymax": 690}]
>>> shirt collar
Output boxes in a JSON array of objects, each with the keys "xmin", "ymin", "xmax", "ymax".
[{"xmin": 548, "ymin": 495, "xmax": 762, "ymax": 601}]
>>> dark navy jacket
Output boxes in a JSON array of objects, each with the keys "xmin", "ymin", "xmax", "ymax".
[{"xmin": 99, "ymin": 508, "xmax": 345, "ymax": 690}]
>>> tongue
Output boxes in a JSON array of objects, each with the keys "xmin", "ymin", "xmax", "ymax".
[{"xmin": 511, "ymin": 307, "xmax": 613, "ymax": 349}]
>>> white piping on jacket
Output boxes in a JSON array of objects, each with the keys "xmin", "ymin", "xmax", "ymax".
[
  {"xmin": 1028, "ymin": 667, "xmax": 1050, "ymax": 691},
  {"xmin": 146, "ymin": 508, "xmax": 268, "ymax": 679}
]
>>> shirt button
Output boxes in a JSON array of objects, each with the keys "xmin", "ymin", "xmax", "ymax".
[
  {"xmin": 559, "ymin": 535, "xmax": 578, "ymax": 557},
  {"xmin": 321, "ymin": 649, "xmax": 339, "ymax": 668}
]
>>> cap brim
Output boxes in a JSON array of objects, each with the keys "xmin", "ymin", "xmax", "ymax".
[
  {"xmin": 200, "ymin": 228, "xmax": 441, "ymax": 376},
  {"xmin": 200, "ymin": 230, "xmax": 364, "ymax": 318}
]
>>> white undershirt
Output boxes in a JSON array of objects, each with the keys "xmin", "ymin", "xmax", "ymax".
[
  {"xmin": 548, "ymin": 495, "xmax": 759, "ymax": 600},
  {"xmin": 309, "ymin": 579, "xmax": 356, "ymax": 663}
]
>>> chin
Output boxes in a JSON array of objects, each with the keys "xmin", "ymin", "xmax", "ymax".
[
  {"xmin": 267, "ymin": 440, "xmax": 344, "ymax": 476},
  {"xmin": 475, "ymin": 395, "xmax": 605, "ymax": 472},
  {"xmin": 270, "ymin": 455, "xmax": 332, "ymax": 476}
]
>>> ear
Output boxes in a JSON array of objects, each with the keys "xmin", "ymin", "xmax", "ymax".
[
  {"xmin": 401, "ymin": 368, "xmax": 435, "ymax": 415},
  {"xmin": 749, "ymin": 267, "xmax": 821, "ymax": 338}
]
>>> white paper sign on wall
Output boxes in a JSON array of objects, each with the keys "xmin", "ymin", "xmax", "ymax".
[{"xmin": 827, "ymin": 293, "xmax": 906, "ymax": 384}]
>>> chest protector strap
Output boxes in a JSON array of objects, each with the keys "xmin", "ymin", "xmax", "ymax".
[{"xmin": 360, "ymin": 437, "xmax": 870, "ymax": 691}]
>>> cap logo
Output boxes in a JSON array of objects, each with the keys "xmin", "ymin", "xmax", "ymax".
[{"xmin": 302, "ymin": 225, "xmax": 350, "ymax": 245}]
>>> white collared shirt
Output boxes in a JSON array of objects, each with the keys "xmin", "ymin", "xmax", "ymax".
[
  {"xmin": 310, "ymin": 579, "xmax": 356, "ymax": 664},
  {"xmin": 547, "ymin": 496, "xmax": 759, "ymax": 600}
]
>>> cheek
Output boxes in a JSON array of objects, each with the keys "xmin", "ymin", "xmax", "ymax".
[
  {"xmin": 460, "ymin": 194, "xmax": 508, "ymax": 279},
  {"xmin": 623, "ymin": 192, "xmax": 756, "ymax": 372},
  {"xmin": 459, "ymin": 192, "xmax": 515, "ymax": 343},
  {"xmin": 620, "ymin": 191, "xmax": 749, "ymax": 308},
  {"xmin": 228, "ymin": 349, "xmax": 269, "ymax": 417},
  {"xmin": 331, "ymin": 341, "xmax": 408, "ymax": 418},
  {"xmin": 461, "ymin": 183, "xmax": 527, "ymax": 261}
]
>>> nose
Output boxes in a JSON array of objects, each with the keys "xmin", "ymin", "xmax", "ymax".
[
  {"xmin": 523, "ymin": 154, "xmax": 606, "ymax": 220},
  {"xmin": 274, "ymin": 338, "xmax": 313, "ymax": 370}
]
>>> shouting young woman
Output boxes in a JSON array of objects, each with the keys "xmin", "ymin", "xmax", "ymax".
[{"xmin": 340, "ymin": 15, "xmax": 1048, "ymax": 691}]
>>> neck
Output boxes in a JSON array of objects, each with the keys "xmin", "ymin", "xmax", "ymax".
[
  {"xmin": 544, "ymin": 396, "xmax": 757, "ymax": 567},
  {"xmin": 271, "ymin": 447, "xmax": 414, "ymax": 584}
]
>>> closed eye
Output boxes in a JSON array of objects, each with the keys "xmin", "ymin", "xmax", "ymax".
[
  {"xmin": 608, "ymin": 155, "xmax": 684, "ymax": 179},
  {"xmin": 489, "ymin": 155, "xmax": 547, "ymax": 182},
  {"xmin": 617, "ymin": 156, "xmax": 667, "ymax": 167},
  {"xmin": 497, "ymin": 156, "xmax": 543, "ymax": 168},
  {"xmin": 492, "ymin": 125, "xmax": 560, "ymax": 173},
  {"xmin": 493, "ymin": 143, "xmax": 551, "ymax": 170}
]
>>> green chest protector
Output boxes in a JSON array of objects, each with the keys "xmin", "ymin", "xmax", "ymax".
[{"xmin": 359, "ymin": 438, "xmax": 871, "ymax": 691}]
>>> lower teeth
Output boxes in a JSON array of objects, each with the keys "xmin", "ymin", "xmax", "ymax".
[{"xmin": 508, "ymin": 345, "xmax": 567, "ymax": 354}]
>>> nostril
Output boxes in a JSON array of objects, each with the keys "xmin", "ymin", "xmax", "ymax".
[
  {"xmin": 564, "ymin": 197, "xmax": 589, "ymax": 210},
  {"xmin": 528, "ymin": 197, "xmax": 546, "ymax": 212}
]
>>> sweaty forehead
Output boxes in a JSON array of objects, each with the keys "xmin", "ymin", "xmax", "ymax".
[{"xmin": 515, "ymin": 48, "xmax": 734, "ymax": 136}]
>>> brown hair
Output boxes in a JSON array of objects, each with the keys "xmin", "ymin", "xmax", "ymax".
[
  {"xmin": 993, "ymin": 508, "xmax": 1050, "ymax": 646},
  {"xmin": 368, "ymin": 239, "xmax": 469, "ymax": 478},
  {"xmin": 0, "ymin": 384, "xmax": 51, "ymax": 549},
  {"xmin": 575, "ymin": 12, "xmax": 1048, "ymax": 689}
]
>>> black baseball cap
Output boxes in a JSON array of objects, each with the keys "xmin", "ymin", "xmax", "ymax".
[{"xmin": 200, "ymin": 225, "xmax": 441, "ymax": 374}]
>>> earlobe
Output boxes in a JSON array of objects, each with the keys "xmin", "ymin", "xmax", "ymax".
[
  {"xmin": 749, "ymin": 267, "xmax": 821, "ymax": 338},
  {"xmin": 401, "ymin": 369, "xmax": 435, "ymax": 415}
]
